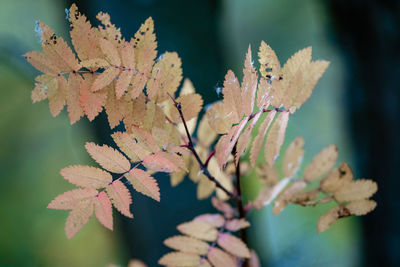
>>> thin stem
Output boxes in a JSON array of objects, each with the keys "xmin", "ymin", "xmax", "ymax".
[{"xmin": 168, "ymin": 93, "xmax": 239, "ymax": 201}]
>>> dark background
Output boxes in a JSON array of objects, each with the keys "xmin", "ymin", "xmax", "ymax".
[{"xmin": 0, "ymin": 0, "xmax": 399, "ymax": 266}]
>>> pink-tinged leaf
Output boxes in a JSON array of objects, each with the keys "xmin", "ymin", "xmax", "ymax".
[
  {"xmin": 115, "ymin": 70, "xmax": 133, "ymax": 99},
  {"xmin": 217, "ymin": 233, "xmax": 251, "ymax": 258},
  {"xmin": 241, "ymin": 45, "xmax": 258, "ymax": 116},
  {"xmin": 225, "ymin": 218, "xmax": 250, "ymax": 232},
  {"xmin": 85, "ymin": 142, "xmax": 131, "ymax": 173},
  {"xmin": 142, "ymin": 152, "xmax": 180, "ymax": 173},
  {"xmin": 94, "ymin": 191, "xmax": 113, "ymax": 230},
  {"xmin": 131, "ymin": 126, "xmax": 160, "ymax": 153},
  {"xmin": 177, "ymin": 221, "xmax": 218, "ymax": 241},
  {"xmin": 207, "ymin": 247, "xmax": 237, "ymax": 267},
  {"xmin": 65, "ymin": 198, "xmax": 94, "ymax": 239},
  {"xmin": 249, "ymin": 250, "xmax": 261, "ymax": 267},
  {"xmin": 49, "ymin": 75, "xmax": 67, "ymax": 117},
  {"xmin": 211, "ymin": 197, "xmax": 235, "ymax": 219},
  {"xmin": 163, "ymin": 235, "xmax": 210, "ymax": 255},
  {"xmin": 264, "ymin": 111, "xmax": 290, "ymax": 165},
  {"xmin": 112, "ymin": 131, "xmax": 150, "ymax": 162},
  {"xmin": 66, "ymin": 73, "xmax": 84, "ymax": 124},
  {"xmin": 106, "ymin": 180, "xmax": 133, "ymax": 218},
  {"xmin": 249, "ymin": 110, "xmax": 277, "ymax": 166},
  {"xmin": 24, "ymin": 51, "xmax": 60, "ymax": 74},
  {"xmin": 125, "ymin": 168, "xmax": 160, "ymax": 202},
  {"xmin": 236, "ymin": 112, "xmax": 262, "ymax": 164},
  {"xmin": 60, "ymin": 165, "xmax": 112, "ymax": 189},
  {"xmin": 222, "ymin": 70, "xmax": 242, "ymax": 124},
  {"xmin": 99, "ymin": 38, "xmax": 121, "ymax": 66},
  {"xmin": 256, "ymin": 77, "xmax": 272, "ymax": 110},
  {"xmin": 48, "ymin": 188, "xmax": 97, "ymax": 210},
  {"xmin": 194, "ymin": 213, "xmax": 225, "ymax": 228},
  {"xmin": 91, "ymin": 67, "xmax": 120, "ymax": 92},
  {"xmin": 215, "ymin": 116, "xmax": 249, "ymax": 168},
  {"xmin": 79, "ymin": 74, "xmax": 107, "ymax": 121}
]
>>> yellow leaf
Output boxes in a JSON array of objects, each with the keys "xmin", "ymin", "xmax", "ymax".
[
  {"xmin": 320, "ymin": 162, "xmax": 354, "ymax": 193},
  {"xmin": 273, "ymin": 180, "xmax": 306, "ymax": 215},
  {"xmin": 264, "ymin": 112, "xmax": 290, "ymax": 166},
  {"xmin": 158, "ymin": 252, "xmax": 200, "ymax": 267},
  {"xmin": 317, "ymin": 205, "xmax": 350, "ymax": 233},
  {"xmin": 346, "ymin": 199, "xmax": 377, "ymax": 215},
  {"xmin": 258, "ymin": 40, "xmax": 281, "ymax": 80},
  {"xmin": 334, "ymin": 179, "xmax": 378, "ymax": 202},
  {"xmin": 164, "ymin": 235, "xmax": 210, "ymax": 255},
  {"xmin": 222, "ymin": 70, "xmax": 242, "ymax": 124},
  {"xmin": 241, "ymin": 45, "xmax": 258, "ymax": 116},
  {"xmin": 177, "ymin": 221, "xmax": 218, "ymax": 242},
  {"xmin": 304, "ymin": 145, "xmax": 338, "ymax": 182},
  {"xmin": 170, "ymin": 93, "xmax": 203, "ymax": 123},
  {"xmin": 283, "ymin": 137, "xmax": 304, "ymax": 178},
  {"xmin": 197, "ymin": 115, "xmax": 218, "ymax": 147}
]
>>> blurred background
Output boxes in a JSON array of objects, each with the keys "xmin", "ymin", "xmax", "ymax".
[{"xmin": 0, "ymin": 0, "xmax": 399, "ymax": 266}]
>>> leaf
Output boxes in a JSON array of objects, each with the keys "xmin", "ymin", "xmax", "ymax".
[
  {"xmin": 94, "ymin": 191, "xmax": 113, "ymax": 230},
  {"xmin": 225, "ymin": 218, "xmax": 250, "ymax": 232},
  {"xmin": 80, "ymin": 58, "xmax": 110, "ymax": 69},
  {"xmin": 236, "ymin": 112, "xmax": 262, "ymax": 164},
  {"xmin": 99, "ymin": 38, "xmax": 121, "ymax": 66},
  {"xmin": 249, "ymin": 250, "xmax": 261, "ymax": 267},
  {"xmin": 197, "ymin": 115, "xmax": 218, "ymax": 147},
  {"xmin": 48, "ymin": 188, "xmax": 98, "ymax": 210},
  {"xmin": 215, "ymin": 116, "xmax": 249, "ymax": 168},
  {"xmin": 112, "ymin": 131, "xmax": 149, "ymax": 162},
  {"xmin": 206, "ymin": 102, "xmax": 233, "ymax": 134},
  {"xmin": 142, "ymin": 151, "xmax": 181, "ymax": 173},
  {"xmin": 48, "ymin": 75, "xmax": 67, "ymax": 117},
  {"xmin": 65, "ymin": 198, "xmax": 94, "ymax": 239},
  {"xmin": 24, "ymin": 51, "xmax": 59, "ymax": 75},
  {"xmin": 241, "ymin": 45, "xmax": 258, "ymax": 116},
  {"xmin": 158, "ymin": 252, "xmax": 200, "ymax": 267},
  {"xmin": 283, "ymin": 137, "xmax": 304, "ymax": 178},
  {"xmin": 128, "ymin": 259, "xmax": 147, "ymax": 267},
  {"xmin": 346, "ymin": 199, "xmax": 377, "ymax": 216},
  {"xmin": 258, "ymin": 40, "xmax": 280, "ymax": 80},
  {"xmin": 130, "ymin": 126, "xmax": 160, "ymax": 153},
  {"xmin": 207, "ymin": 247, "xmax": 237, "ymax": 267},
  {"xmin": 79, "ymin": 74, "xmax": 107, "ymax": 121},
  {"xmin": 170, "ymin": 171, "xmax": 186, "ymax": 187},
  {"xmin": 264, "ymin": 111, "xmax": 290, "ymax": 166},
  {"xmin": 320, "ymin": 162, "xmax": 354, "ymax": 193},
  {"xmin": 131, "ymin": 17, "xmax": 157, "ymax": 99},
  {"xmin": 304, "ymin": 145, "xmax": 338, "ymax": 182},
  {"xmin": 170, "ymin": 93, "xmax": 203, "ymax": 123},
  {"xmin": 197, "ymin": 175, "xmax": 216, "ymax": 200},
  {"xmin": 60, "ymin": 165, "xmax": 112, "ymax": 189},
  {"xmin": 194, "ymin": 213, "xmax": 225, "ymax": 228},
  {"xmin": 164, "ymin": 235, "xmax": 210, "ymax": 255},
  {"xmin": 256, "ymin": 163, "xmax": 278, "ymax": 185},
  {"xmin": 334, "ymin": 179, "xmax": 378, "ymax": 202},
  {"xmin": 85, "ymin": 142, "xmax": 131, "ymax": 173},
  {"xmin": 249, "ymin": 110, "xmax": 276, "ymax": 166},
  {"xmin": 222, "ymin": 70, "xmax": 242, "ymax": 124},
  {"xmin": 91, "ymin": 67, "xmax": 120, "ymax": 92},
  {"xmin": 177, "ymin": 221, "xmax": 218, "ymax": 242},
  {"xmin": 217, "ymin": 233, "xmax": 251, "ymax": 258},
  {"xmin": 256, "ymin": 77, "xmax": 272, "ymax": 110},
  {"xmin": 273, "ymin": 180, "xmax": 306, "ymax": 215},
  {"xmin": 36, "ymin": 21, "xmax": 80, "ymax": 71},
  {"xmin": 68, "ymin": 4, "xmax": 102, "ymax": 61},
  {"xmin": 211, "ymin": 197, "xmax": 235, "ymax": 219},
  {"xmin": 125, "ymin": 168, "xmax": 160, "ymax": 202},
  {"xmin": 106, "ymin": 180, "xmax": 133, "ymax": 218},
  {"xmin": 66, "ymin": 73, "xmax": 84, "ymax": 124},
  {"xmin": 317, "ymin": 205, "xmax": 350, "ymax": 233},
  {"xmin": 147, "ymin": 52, "xmax": 183, "ymax": 101}
]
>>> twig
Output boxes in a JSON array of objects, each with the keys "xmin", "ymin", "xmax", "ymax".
[{"xmin": 168, "ymin": 93, "xmax": 239, "ymax": 201}]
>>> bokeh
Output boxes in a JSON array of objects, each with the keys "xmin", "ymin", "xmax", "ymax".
[{"xmin": 0, "ymin": 0, "xmax": 398, "ymax": 266}]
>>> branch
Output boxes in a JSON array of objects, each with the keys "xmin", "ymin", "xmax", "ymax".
[{"xmin": 168, "ymin": 93, "xmax": 239, "ymax": 201}]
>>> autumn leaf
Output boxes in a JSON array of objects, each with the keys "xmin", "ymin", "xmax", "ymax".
[
  {"xmin": 217, "ymin": 233, "xmax": 251, "ymax": 258},
  {"xmin": 283, "ymin": 137, "xmax": 305, "ymax": 178},
  {"xmin": 94, "ymin": 191, "xmax": 113, "ymax": 230},
  {"xmin": 85, "ymin": 142, "xmax": 131, "ymax": 173},
  {"xmin": 158, "ymin": 252, "xmax": 200, "ymax": 267},
  {"xmin": 164, "ymin": 235, "xmax": 210, "ymax": 255},
  {"xmin": 106, "ymin": 180, "xmax": 133, "ymax": 218},
  {"xmin": 65, "ymin": 198, "xmax": 94, "ymax": 239},
  {"xmin": 177, "ymin": 221, "xmax": 218, "ymax": 242},
  {"xmin": 207, "ymin": 247, "xmax": 237, "ymax": 267},
  {"xmin": 125, "ymin": 168, "xmax": 160, "ymax": 202},
  {"xmin": 48, "ymin": 188, "xmax": 97, "ymax": 210},
  {"xmin": 304, "ymin": 145, "xmax": 338, "ymax": 182},
  {"xmin": 60, "ymin": 165, "xmax": 112, "ymax": 189},
  {"xmin": 264, "ymin": 111, "xmax": 290, "ymax": 166}
]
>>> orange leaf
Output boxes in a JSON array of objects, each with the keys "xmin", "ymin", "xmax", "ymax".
[
  {"xmin": 66, "ymin": 73, "xmax": 84, "ymax": 124},
  {"xmin": 142, "ymin": 152, "xmax": 180, "ymax": 173},
  {"xmin": 79, "ymin": 74, "xmax": 107, "ymax": 121},
  {"xmin": 48, "ymin": 188, "xmax": 97, "ymax": 210},
  {"xmin": 241, "ymin": 45, "xmax": 258, "ymax": 116},
  {"xmin": 264, "ymin": 111, "xmax": 289, "ymax": 166}
]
